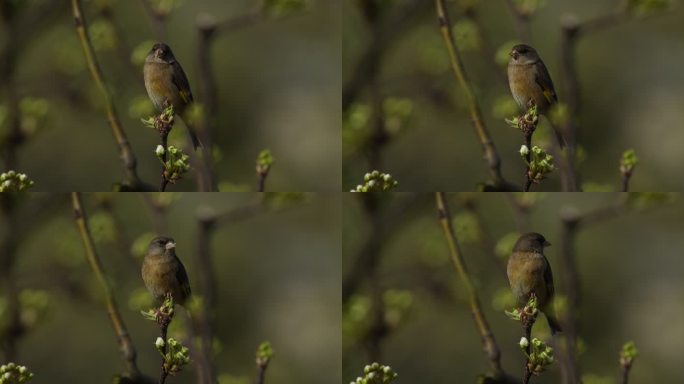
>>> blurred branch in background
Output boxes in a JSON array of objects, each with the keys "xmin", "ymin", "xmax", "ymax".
[
  {"xmin": 435, "ymin": 0, "xmax": 515, "ymax": 191},
  {"xmin": 435, "ymin": 192, "xmax": 506, "ymax": 379},
  {"xmin": 343, "ymin": 0, "xmax": 428, "ymax": 112},
  {"xmin": 139, "ymin": 0, "xmax": 168, "ymax": 42},
  {"xmin": 558, "ymin": 0, "xmax": 670, "ymax": 191},
  {"xmin": 503, "ymin": 0, "xmax": 532, "ymax": 43},
  {"xmin": 71, "ymin": 192, "xmax": 144, "ymax": 382},
  {"xmin": 557, "ymin": 193, "xmax": 671, "ymax": 383},
  {"xmin": 0, "ymin": 195, "xmax": 22, "ymax": 362},
  {"xmin": 343, "ymin": 1, "xmax": 429, "ymax": 178},
  {"xmin": 71, "ymin": 0, "xmax": 152, "ymax": 191},
  {"xmin": 195, "ymin": 1, "xmax": 308, "ymax": 192},
  {"xmin": 193, "ymin": 193, "xmax": 306, "ymax": 384},
  {"xmin": 0, "ymin": 0, "xmax": 63, "ymax": 188},
  {"xmin": 342, "ymin": 193, "xmax": 426, "ymax": 364}
]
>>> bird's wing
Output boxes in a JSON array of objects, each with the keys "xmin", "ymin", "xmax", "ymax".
[
  {"xmin": 534, "ymin": 62, "xmax": 558, "ymax": 104},
  {"xmin": 171, "ymin": 61, "xmax": 194, "ymax": 105},
  {"xmin": 176, "ymin": 258, "xmax": 192, "ymax": 297}
]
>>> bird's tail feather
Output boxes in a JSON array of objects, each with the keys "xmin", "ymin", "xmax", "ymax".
[
  {"xmin": 189, "ymin": 129, "xmax": 201, "ymax": 150},
  {"xmin": 546, "ymin": 313, "xmax": 562, "ymax": 335}
]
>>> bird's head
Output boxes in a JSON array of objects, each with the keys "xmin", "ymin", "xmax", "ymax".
[
  {"xmin": 146, "ymin": 43, "xmax": 175, "ymax": 64},
  {"xmin": 148, "ymin": 236, "xmax": 176, "ymax": 255},
  {"xmin": 513, "ymin": 232, "xmax": 551, "ymax": 253},
  {"xmin": 509, "ymin": 44, "xmax": 540, "ymax": 65}
]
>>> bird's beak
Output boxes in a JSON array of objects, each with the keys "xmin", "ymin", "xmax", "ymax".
[
  {"xmin": 165, "ymin": 242, "xmax": 176, "ymax": 250},
  {"xmin": 510, "ymin": 51, "xmax": 518, "ymax": 60},
  {"xmin": 544, "ymin": 240, "xmax": 551, "ymax": 247}
]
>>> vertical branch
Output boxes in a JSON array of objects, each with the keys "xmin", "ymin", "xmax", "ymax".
[
  {"xmin": 558, "ymin": 197, "xmax": 628, "ymax": 384},
  {"xmin": 140, "ymin": 193, "xmax": 170, "ymax": 235},
  {"xmin": 558, "ymin": 214, "xmax": 581, "ymax": 384},
  {"xmin": 139, "ymin": 0, "xmax": 167, "ymax": 42},
  {"xmin": 195, "ymin": 18, "xmax": 219, "ymax": 192},
  {"xmin": 159, "ymin": 129, "xmax": 170, "ymax": 192},
  {"xmin": 71, "ymin": 0, "xmax": 146, "ymax": 190},
  {"xmin": 435, "ymin": 192, "xmax": 503, "ymax": 377},
  {"xmin": 523, "ymin": 130, "xmax": 533, "ymax": 192},
  {"xmin": 0, "ymin": 3, "xmax": 23, "ymax": 172},
  {"xmin": 194, "ymin": 211, "xmax": 218, "ymax": 384},
  {"xmin": 503, "ymin": 0, "xmax": 532, "ymax": 43},
  {"xmin": 0, "ymin": 196, "xmax": 21, "ymax": 362},
  {"xmin": 71, "ymin": 192, "xmax": 141, "ymax": 379},
  {"xmin": 435, "ymin": 0, "xmax": 511, "ymax": 190}
]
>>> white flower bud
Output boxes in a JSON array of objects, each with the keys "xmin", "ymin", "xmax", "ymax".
[
  {"xmin": 519, "ymin": 337, "xmax": 529, "ymax": 349},
  {"xmin": 520, "ymin": 145, "xmax": 529, "ymax": 156},
  {"xmin": 155, "ymin": 337, "xmax": 165, "ymax": 349},
  {"xmin": 155, "ymin": 145, "xmax": 165, "ymax": 157}
]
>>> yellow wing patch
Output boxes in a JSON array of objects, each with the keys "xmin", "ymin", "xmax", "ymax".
[{"xmin": 179, "ymin": 89, "xmax": 191, "ymax": 104}]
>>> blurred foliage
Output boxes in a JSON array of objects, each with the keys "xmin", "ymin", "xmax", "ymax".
[
  {"xmin": 350, "ymin": 170, "xmax": 398, "ymax": 192},
  {"xmin": 350, "ymin": 362, "xmax": 398, "ymax": 384},
  {"xmin": 0, "ymin": 363, "xmax": 33, "ymax": 384},
  {"xmin": 0, "ymin": 171, "xmax": 34, "ymax": 192}
]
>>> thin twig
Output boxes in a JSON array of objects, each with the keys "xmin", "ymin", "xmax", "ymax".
[
  {"xmin": 435, "ymin": 192, "xmax": 503, "ymax": 377},
  {"xmin": 523, "ymin": 131, "xmax": 533, "ymax": 192},
  {"xmin": 71, "ymin": 192, "xmax": 141, "ymax": 379},
  {"xmin": 160, "ymin": 130, "xmax": 170, "ymax": 192},
  {"xmin": 435, "ymin": 0, "xmax": 513, "ymax": 190},
  {"xmin": 71, "ymin": 0, "xmax": 148, "ymax": 190}
]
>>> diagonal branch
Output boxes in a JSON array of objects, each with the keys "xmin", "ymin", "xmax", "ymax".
[
  {"xmin": 435, "ymin": 192, "xmax": 504, "ymax": 377},
  {"xmin": 71, "ymin": 0, "xmax": 151, "ymax": 190},
  {"xmin": 71, "ymin": 192, "xmax": 141, "ymax": 379},
  {"xmin": 435, "ymin": 0, "xmax": 514, "ymax": 191}
]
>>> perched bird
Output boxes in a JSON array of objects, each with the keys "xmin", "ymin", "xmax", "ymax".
[
  {"xmin": 507, "ymin": 44, "xmax": 565, "ymax": 147},
  {"xmin": 144, "ymin": 42, "xmax": 201, "ymax": 149},
  {"xmin": 507, "ymin": 232, "xmax": 562, "ymax": 334},
  {"xmin": 141, "ymin": 236, "xmax": 191, "ymax": 307}
]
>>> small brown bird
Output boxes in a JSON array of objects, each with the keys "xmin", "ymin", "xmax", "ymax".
[
  {"xmin": 141, "ymin": 236, "xmax": 191, "ymax": 307},
  {"xmin": 507, "ymin": 44, "xmax": 565, "ymax": 148},
  {"xmin": 507, "ymin": 232, "xmax": 562, "ymax": 334},
  {"xmin": 144, "ymin": 43, "xmax": 201, "ymax": 149}
]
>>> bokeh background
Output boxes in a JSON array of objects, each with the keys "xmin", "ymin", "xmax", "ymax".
[
  {"xmin": 0, "ymin": 192, "xmax": 341, "ymax": 383},
  {"xmin": 343, "ymin": 0, "xmax": 684, "ymax": 191},
  {"xmin": 2, "ymin": 0, "xmax": 340, "ymax": 191},
  {"xmin": 343, "ymin": 192, "xmax": 684, "ymax": 383}
]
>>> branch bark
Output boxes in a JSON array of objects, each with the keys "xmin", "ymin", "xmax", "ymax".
[
  {"xmin": 71, "ymin": 192, "xmax": 141, "ymax": 379},
  {"xmin": 435, "ymin": 192, "xmax": 504, "ymax": 377},
  {"xmin": 435, "ymin": 0, "xmax": 514, "ymax": 190},
  {"xmin": 71, "ymin": 0, "xmax": 150, "ymax": 190}
]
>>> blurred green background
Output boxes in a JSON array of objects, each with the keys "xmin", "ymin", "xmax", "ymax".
[
  {"xmin": 0, "ymin": 192, "xmax": 341, "ymax": 383},
  {"xmin": 2, "ymin": 0, "xmax": 340, "ymax": 191},
  {"xmin": 343, "ymin": 0, "xmax": 684, "ymax": 191},
  {"xmin": 343, "ymin": 192, "xmax": 684, "ymax": 383}
]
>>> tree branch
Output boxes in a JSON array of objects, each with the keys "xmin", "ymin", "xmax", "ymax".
[
  {"xmin": 71, "ymin": 192, "xmax": 141, "ymax": 380},
  {"xmin": 71, "ymin": 0, "xmax": 150, "ymax": 190},
  {"xmin": 435, "ymin": 0, "xmax": 514, "ymax": 190},
  {"xmin": 435, "ymin": 192, "xmax": 504, "ymax": 377}
]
